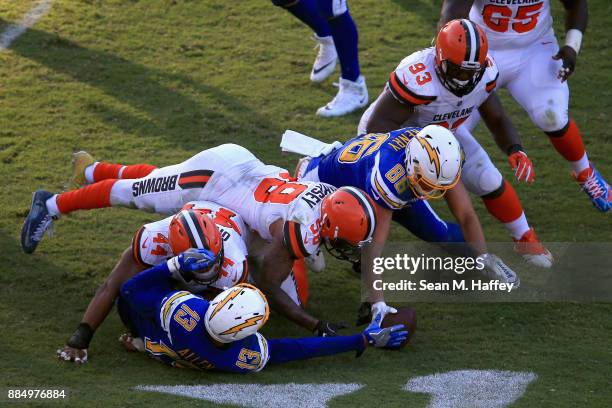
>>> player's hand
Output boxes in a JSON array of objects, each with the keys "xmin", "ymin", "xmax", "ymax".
[
  {"xmin": 313, "ymin": 320, "xmax": 347, "ymax": 337},
  {"xmin": 57, "ymin": 345, "xmax": 88, "ymax": 364},
  {"xmin": 362, "ymin": 312, "xmax": 408, "ymax": 349},
  {"xmin": 479, "ymin": 253, "xmax": 520, "ymax": 287},
  {"xmin": 168, "ymin": 248, "xmax": 218, "ymax": 282},
  {"xmin": 371, "ymin": 301, "xmax": 397, "ymax": 321},
  {"xmin": 119, "ymin": 333, "xmax": 145, "ymax": 352},
  {"xmin": 553, "ymin": 45, "xmax": 577, "ymax": 82},
  {"xmin": 508, "ymin": 151, "xmax": 535, "ymax": 184}
]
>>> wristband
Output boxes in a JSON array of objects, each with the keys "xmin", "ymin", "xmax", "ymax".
[
  {"xmin": 167, "ymin": 256, "xmax": 180, "ymax": 273},
  {"xmin": 506, "ymin": 144, "xmax": 524, "ymax": 156},
  {"xmin": 565, "ymin": 29, "xmax": 583, "ymax": 54},
  {"xmin": 66, "ymin": 322, "xmax": 95, "ymax": 349}
]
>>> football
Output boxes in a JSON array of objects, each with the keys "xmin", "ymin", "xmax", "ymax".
[{"xmin": 382, "ymin": 307, "xmax": 417, "ymax": 348}]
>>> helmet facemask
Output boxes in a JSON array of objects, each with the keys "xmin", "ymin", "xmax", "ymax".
[
  {"xmin": 190, "ymin": 245, "xmax": 224, "ymax": 285},
  {"xmin": 436, "ymin": 59, "xmax": 485, "ymax": 97}
]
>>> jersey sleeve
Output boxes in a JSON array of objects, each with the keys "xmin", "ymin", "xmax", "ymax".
[
  {"xmin": 132, "ymin": 218, "xmax": 174, "ymax": 268},
  {"xmin": 484, "ymin": 56, "xmax": 500, "ymax": 93},
  {"xmin": 387, "ymin": 52, "xmax": 437, "ymax": 106},
  {"xmin": 282, "ymin": 221, "xmax": 315, "ymax": 259},
  {"xmin": 231, "ymin": 333, "xmax": 270, "ymax": 372}
]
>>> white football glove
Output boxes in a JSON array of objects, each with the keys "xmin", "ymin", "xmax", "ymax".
[
  {"xmin": 371, "ymin": 301, "xmax": 397, "ymax": 322},
  {"xmin": 480, "ymin": 253, "xmax": 520, "ymax": 287}
]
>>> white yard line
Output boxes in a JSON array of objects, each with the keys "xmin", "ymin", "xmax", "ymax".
[{"xmin": 0, "ymin": 0, "xmax": 54, "ymax": 50}]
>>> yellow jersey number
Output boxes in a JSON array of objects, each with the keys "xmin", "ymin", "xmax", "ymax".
[{"xmin": 338, "ymin": 134, "xmax": 389, "ymax": 163}]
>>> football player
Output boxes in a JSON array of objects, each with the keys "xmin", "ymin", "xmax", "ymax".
[
  {"xmin": 295, "ymin": 125, "xmax": 520, "ymax": 320},
  {"xmin": 22, "ymin": 145, "xmax": 377, "ymax": 336},
  {"xmin": 117, "ymin": 250, "xmax": 408, "ymax": 373},
  {"xmin": 272, "ymin": 0, "xmax": 368, "ymax": 117},
  {"xmin": 438, "ymin": 0, "xmax": 611, "ymax": 212},
  {"xmin": 358, "ymin": 19, "xmax": 553, "ymax": 268}
]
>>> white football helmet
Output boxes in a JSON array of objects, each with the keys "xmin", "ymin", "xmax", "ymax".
[
  {"xmin": 204, "ymin": 283, "xmax": 269, "ymax": 343},
  {"xmin": 405, "ymin": 125, "xmax": 463, "ymax": 199}
]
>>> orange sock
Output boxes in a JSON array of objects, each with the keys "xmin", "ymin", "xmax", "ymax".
[
  {"xmin": 56, "ymin": 179, "xmax": 116, "ymax": 214},
  {"xmin": 93, "ymin": 162, "xmax": 157, "ymax": 181},
  {"xmin": 547, "ymin": 119, "xmax": 586, "ymax": 162},
  {"xmin": 482, "ymin": 180, "xmax": 524, "ymax": 223}
]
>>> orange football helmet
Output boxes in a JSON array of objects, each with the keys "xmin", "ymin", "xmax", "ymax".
[
  {"xmin": 320, "ymin": 187, "xmax": 377, "ymax": 261},
  {"xmin": 168, "ymin": 209, "xmax": 224, "ymax": 284},
  {"xmin": 435, "ymin": 19, "xmax": 488, "ymax": 96}
]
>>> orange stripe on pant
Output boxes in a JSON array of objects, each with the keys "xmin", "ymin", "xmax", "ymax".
[
  {"xmin": 56, "ymin": 179, "xmax": 116, "ymax": 214},
  {"xmin": 292, "ymin": 259, "xmax": 309, "ymax": 306},
  {"xmin": 481, "ymin": 180, "xmax": 524, "ymax": 224}
]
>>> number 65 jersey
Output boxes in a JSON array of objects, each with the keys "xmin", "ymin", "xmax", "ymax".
[{"xmin": 358, "ymin": 47, "xmax": 499, "ymax": 135}]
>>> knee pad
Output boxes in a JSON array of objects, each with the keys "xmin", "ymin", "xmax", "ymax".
[
  {"xmin": 529, "ymin": 102, "xmax": 569, "ymax": 133},
  {"xmin": 316, "ymin": 0, "xmax": 347, "ymax": 18},
  {"xmin": 271, "ymin": 0, "xmax": 298, "ymax": 7},
  {"xmin": 462, "ymin": 158, "xmax": 503, "ymax": 197}
]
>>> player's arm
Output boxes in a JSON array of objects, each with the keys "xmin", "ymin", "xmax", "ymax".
[
  {"xmin": 58, "ymin": 247, "xmax": 146, "ymax": 363},
  {"xmin": 444, "ymin": 181, "xmax": 487, "ymax": 256},
  {"xmin": 366, "ymin": 89, "xmax": 415, "ymax": 134},
  {"xmin": 254, "ymin": 220, "xmax": 320, "ymax": 332},
  {"xmin": 437, "ymin": 0, "xmax": 474, "ymax": 29},
  {"xmin": 479, "ymin": 93, "xmax": 535, "ymax": 184},
  {"xmin": 554, "ymin": 0, "xmax": 588, "ymax": 81}
]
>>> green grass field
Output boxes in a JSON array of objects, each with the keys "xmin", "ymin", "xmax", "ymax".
[{"xmin": 1, "ymin": 1, "xmax": 611, "ymax": 406}]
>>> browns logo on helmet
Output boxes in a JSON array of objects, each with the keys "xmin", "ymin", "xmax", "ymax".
[
  {"xmin": 320, "ymin": 186, "xmax": 377, "ymax": 261},
  {"xmin": 168, "ymin": 209, "xmax": 224, "ymax": 285},
  {"xmin": 435, "ymin": 19, "xmax": 488, "ymax": 96}
]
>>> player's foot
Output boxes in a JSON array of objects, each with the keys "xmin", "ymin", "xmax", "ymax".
[
  {"xmin": 305, "ymin": 248, "xmax": 326, "ymax": 273},
  {"xmin": 513, "ymin": 228, "xmax": 553, "ymax": 268},
  {"xmin": 310, "ymin": 35, "xmax": 337, "ymax": 83},
  {"xmin": 573, "ymin": 164, "xmax": 612, "ymax": 212},
  {"xmin": 21, "ymin": 190, "xmax": 56, "ymax": 254},
  {"xmin": 71, "ymin": 151, "xmax": 95, "ymax": 188},
  {"xmin": 316, "ymin": 75, "xmax": 368, "ymax": 117}
]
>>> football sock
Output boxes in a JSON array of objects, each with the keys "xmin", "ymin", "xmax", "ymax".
[
  {"xmin": 547, "ymin": 119, "xmax": 590, "ymax": 174},
  {"xmin": 284, "ymin": 0, "xmax": 331, "ymax": 37},
  {"xmin": 482, "ymin": 180, "xmax": 529, "ymax": 240},
  {"xmin": 52, "ymin": 179, "xmax": 117, "ymax": 215},
  {"xmin": 327, "ymin": 11, "xmax": 360, "ymax": 81},
  {"xmin": 89, "ymin": 162, "xmax": 157, "ymax": 182}
]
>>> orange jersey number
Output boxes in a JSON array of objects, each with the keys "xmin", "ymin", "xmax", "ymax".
[
  {"xmin": 408, "ymin": 63, "xmax": 432, "ymax": 86},
  {"xmin": 482, "ymin": 3, "xmax": 543, "ymax": 34},
  {"xmin": 254, "ymin": 177, "xmax": 307, "ymax": 204}
]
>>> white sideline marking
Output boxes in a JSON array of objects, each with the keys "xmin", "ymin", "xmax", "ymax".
[
  {"xmin": 0, "ymin": 0, "xmax": 54, "ymax": 50},
  {"xmin": 136, "ymin": 383, "xmax": 364, "ymax": 408},
  {"xmin": 405, "ymin": 370, "xmax": 538, "ymax": 408}
]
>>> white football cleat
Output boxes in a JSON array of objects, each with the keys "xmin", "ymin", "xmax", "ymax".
[
  {"xmin": 316, "ymin": 75, "xmax": 368, "ymax": 117},
  {"xmin": 513, "ymin": 228, "xmax": 553, "ymax": 268},
  {"xmin": 310, "ymin": 35, "xmax": 337, "ymax": 82},
  {"xmin": 305, "ymin": 248, "xmax": 326, "ymax": 273}
]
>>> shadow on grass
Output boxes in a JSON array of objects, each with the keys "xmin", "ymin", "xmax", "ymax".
[{"xmin": 8, "ymin": 26, "xmax": 276, "ymax": 152}]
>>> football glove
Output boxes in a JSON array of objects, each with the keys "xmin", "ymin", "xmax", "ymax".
[
  {"xmin": 480, "ymin": 253, "xmax": 520, "ymax": 287},
  {"xmin": 313, "ymin": 320, "xmax": 347, "ymax": 337},
  {"xmin": 362, "ymin": 312, "xmax": 408, "ymax": 349},
  {"xmin": 57, "ymin": 345, "xmax": 88, "ymax": 364},
  {"xmin": 371, "ymin": 301, "xmax": 398, "ymax": 321},
  {"xmin": 553, "ymin": 45, "xmax": 577, "ymax": 82},
  {"xmin": 508, "ymin": 150, "xmax": 535, "ymax": 184},
  {"xmin": 167, "ymin": 248, "xmax": 218, "ymax": 283}
]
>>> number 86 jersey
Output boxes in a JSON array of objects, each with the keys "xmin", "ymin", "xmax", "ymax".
[{"xmin": 359, "ymin": 47, "xmax": 499, "ymax": 135}]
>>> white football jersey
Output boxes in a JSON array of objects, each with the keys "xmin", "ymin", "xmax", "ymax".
[
  {"xmin": 363, "ymin": 47, "xmax": 499, "ymax": 134},
  {"xmin": 132, "ymin": 201, "xmax": 249, "ymax": 292},
  {"xmin": 470, "ymin": 0, "xmax": 554, "ymax": 50}
]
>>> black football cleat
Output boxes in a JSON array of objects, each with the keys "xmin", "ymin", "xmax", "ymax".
[{"xmin": 21, "ymin": 190, "xmax": 55, "ymax": 254}]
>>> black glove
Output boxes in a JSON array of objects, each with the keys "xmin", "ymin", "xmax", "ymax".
[
  {"xmin": 552, "ymin": 45, "xmax": 577, "ymax": 82},
  {"xmin": 356, "ymin": 302, "xmax": 372, "ymax": 326},
  {"xmin": 313, "ymin": 320, "xmax": 347, "ymax": 337}
]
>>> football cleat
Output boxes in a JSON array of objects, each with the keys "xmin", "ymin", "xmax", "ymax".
[
  {"xmin": 71, "ymin": 151, "xmax": 95, "ymax": 188},
  {"xmin": 21, "ymin": 190, "xmax": 56, "ymax": 254},
  {"xmin": 573, "ymin": 164, "xmax": 612, "ymax": 212},
  {"xmin": 310, "ymin": 35, "xmax": 337, "ymax": 83},
  {"xmin": 513, "ymin": 228, "xmax": 553, "ymax": 268},
  {"xmin": 316, "ymin": 75, "xmax": 368, "ymax": 117}
]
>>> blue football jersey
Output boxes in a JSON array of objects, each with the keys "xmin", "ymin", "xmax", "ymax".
[
  {"xmin": 129, "ymin": 290, "xmax": 269, "ymax": 373},
  {"xmin": 314, "ymin": 127, "xmax": 422, "ymax": 210}
]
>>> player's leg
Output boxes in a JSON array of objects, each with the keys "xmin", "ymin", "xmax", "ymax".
[
  {"xmin": 71, "ymin": 151, "xmax": 158, "ymax": 188},
  {"xmin": 455, "ymin": 123, "xmax": 553, "ymax": 267},
  {"xmin": 315, "ymin": 0, "xmax": 367, "ymax": 117},
  {"xmin": 506, "ymin": 39, "xmax": 611, "ymax": 212},
  {"xmin": 392, "ymin": 200, "xmax": 464, "ymax": 243},
  {"xmin": 271, "ymin": 0, "xmax": 336, "ymax": 82}
]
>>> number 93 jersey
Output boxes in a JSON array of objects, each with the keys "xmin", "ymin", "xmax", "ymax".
[
  {"xmin": 305, "ymin": 127, "xmax": 423, "ymax": 211},
  {"xmin": 132, "ymin": 200, "xmax": 249, "ymax": 293},
  {"xmin": 470, "ymin": 0, "xmax": 554, "ymax": 50}
]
